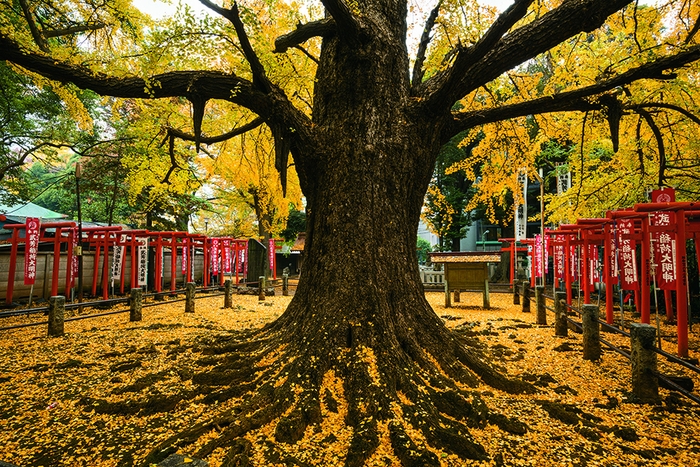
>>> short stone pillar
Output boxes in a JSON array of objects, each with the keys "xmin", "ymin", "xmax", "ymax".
[
  {"xmin": 513, "ymin": 280, "xmax": 520, "ymax": 305},
  {"xmin": 130, "ymin": 288, "xmax": 143, "ymax": 322},
  {"xmin": 444, "ymin": 280, "xmax": 451, "ymax": 308},
  {"xmin": 48, "ymin": 295, "xmax": 65, "ymax": 337},
  {"xmin": 454, "ymin": 289, "xmax": 461, "ymax": 303},
  {"xmin": 258, "ymin": 276, "xmax": 266, "ymax": 301},
  {"xmin": 185, "ymin": 282, "xmax": 196, "ymax": 313},
  {"xmin": 630, "ymin": 323, "xmax": 659, "ymax": 403},
  {"xmin": 535, "ymin": 286, "xmax": 547, "ymax": 325},
  {"xmin": 282, "ymin": 274, "xmax": 289, "ymax": 296},
  {"xmin": 521, "ymin": 282, "xmax": 531, "ymax": 313},
  {"xmin": 582, "ymin": 304, "xmax": 601, "ymax": 361},
  {"xmin": 224, "ymin": 280, "xmax": 233, "ymax": 308},
  {"xmin": 554, "ymin": 291, "xmax": 568, "ymax": 337}
]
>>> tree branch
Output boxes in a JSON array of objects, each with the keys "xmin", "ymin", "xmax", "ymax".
[
  {"xmin": 637, "ymin": 108, "xmax": 666, "ymax": 187},
  {"xmin": 274, "ymin": 19, "xmax": 335, "ymax": 54},
  {"xmin": 631, "ymin": 102, "xmax": 700, "ymax": 125},
  {"xmin": 320, "ymin": 0, "xmax": 361, "ymax": 38},
  {"xmin": 446, "ymin": 44, "xmax": 700, "ymax": 136},
  {"xmin": 43, "ymin": 23, "xmax": 106, "ymax": 39},
  {"xmin": 164, "ymin": 117, "xmax": 265, "ymax": 145},
  {"xmin": 421, "ymin": 0, "xmax": 634, "ymax": 112},
  {"xmin": 411, "ymin": 1, "xmax": 442, "ymax": 92},
  {"xmin": 198, "ymin": 1, "xmax": 272, "ymax": 93},
  {"xmin": 18, "ymin": 0, "xmax": 49, "ymax": 52}
]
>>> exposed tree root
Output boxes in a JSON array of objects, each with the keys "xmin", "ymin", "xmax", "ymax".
[{"xmin": 137, "ymin": 309, "xmax": 538, "ymax": 467}]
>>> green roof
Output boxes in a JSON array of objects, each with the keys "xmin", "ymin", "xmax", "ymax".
[{"xmin": 0, "ymin": 201, "xmax": 66, "ymax": 219}]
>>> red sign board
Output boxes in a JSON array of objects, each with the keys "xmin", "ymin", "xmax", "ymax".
[
  {"xmin": 651, "ymin": 212, "xmax": 677, "ymax": 290},
  {"xmin": 24, "ymin": 217, "xmax": 40, "ymax": 285},
  {"xmin": 211, "ymin": 238, "xmax": 220, "ymax": 275},
  {"xmin": 223, "ymin": 240, "xmax": 231, "ymax": 273},
  {"xmin": 651, "ymin": 187, "xmax": 675, "ymax": 203},
  {"xmin": 617, "ymin": 219, "xmax": 638, "ymax": 290}
]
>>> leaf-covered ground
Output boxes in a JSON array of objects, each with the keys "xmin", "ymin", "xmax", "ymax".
[{"xmin": 0, "ymin": 290, "xmax": 699, "ymax": 467}]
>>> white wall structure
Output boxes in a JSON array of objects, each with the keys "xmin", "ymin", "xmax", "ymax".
[{"xmin": 417, "ymin": 220, "xmax": 439, "ymax": 247}]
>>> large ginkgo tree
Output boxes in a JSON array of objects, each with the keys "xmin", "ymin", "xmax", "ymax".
[{"xmin": 3, "ymin": 0, "xmax": 700, "ymax": 464}]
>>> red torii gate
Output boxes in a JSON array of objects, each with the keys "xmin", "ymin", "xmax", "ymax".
[
  {"xmin": 84, "ymin": 226, "xmax": 123, "ymax": 300},
  {"xmin": 4, "ymin": 220, "xmax": 76, "ymax": 304},
  {"xmin": 632, "ymin": 202, "xmax": 700, "ymax": 358},
  {"xmin": 148, "ymin": 231, "xmax": 190, "ymax": 294},
  {"xmin": 498, "ymin": 238, "xmax": 530, "ymax": 288},
  {"xmin": 547, "ymin": 228, "xmax": 581, "ymax": 306}
]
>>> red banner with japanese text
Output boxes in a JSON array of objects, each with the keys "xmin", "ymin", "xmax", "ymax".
[
  {"xmin": 181, "ymin": 240, "xmax": 188, "ymax": 275},
  {"xmin": 588, "ymin": 244, "xmax": 600, "ymax": 284},
  {"xmin": 607, "ymin": 224, "xmax": 618, "ymax": 285},
  {"xmin": 223, "ymin": 239, "xmax": 231, "ymax": 273},
  {"xmin": 569, "ymin": 243, "xmax": 578, "ymax": 282},
  {"xmin": 211, "ymin": 238, "xmax": 220, "ymax": 275},
  {"xmin": 71, "ymin": 229, "xmax": 79, "ymax": 287},
  {"xmin": 617, "ymin": 219, "xmax": 638, "ymax": 290},
  {"xmin": 554, "ymin": 235, "xmax": 565, "ymax": 280},
  {"xmin": 650, "ymin": 212, "xmax": 676, "ymax": 290},
  {"xmin": 544, "ymin": 229, "xmax": 550, "ymax": 274},
  {"xmin": 535, "ymin": 234, "xmax": 543, "ymax": 278},
  {"xmin": 24, "ymin": 217, "xmax": 40, "ymax": 285}
]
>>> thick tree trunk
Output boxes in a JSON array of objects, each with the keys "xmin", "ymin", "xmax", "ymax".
[{"xmin": 144, "ymin": 6, "xmax": 533, "ymax": 467}]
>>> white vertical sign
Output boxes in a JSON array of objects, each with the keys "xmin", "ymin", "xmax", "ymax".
[
  {"xmin": 111, "ymin": 235, "xmax": 126, "ymax": 280},
  {"xmin": 137, "ymin": 238, "xmax": 149, "ymax": 286}
]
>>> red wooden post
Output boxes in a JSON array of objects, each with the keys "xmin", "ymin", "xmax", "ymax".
[
  {"xmin": 119, "ymin": 235, "xmax": 127, "ymax": 294},
  {"xmin": 203, "ymin": 237, "xmax": 209, "ymax": 287},
  {"xmin": 5, "ymin": 227, "xmax": 20, "ymax": 304},
  {"xmin": 170, "ymin": 234, "xmax": 177, "ymax": 292},
  {"xmin": 582, "ymin": 229, "xmax": 590, "ymax": 304},
  {"xmin": 564, "ymin": 234, "xmax": 572, "ymax": 305},
  {"xmin": 604, "ymin": 223, "xmax": 615, "ymax": 324},
  {"xmin": 50, "ymin": 226, "xmax": 62, "ymax": 297},
  {"xmin": 130, "ymin": 235, "xmax": 137, "ymax": 290},
  {"xmin": 101, "ymin": 234, "xmax": 110, "ymax": 299},
  {"xmin": 640, "ymin": 217, "xmax": 651, "ymax": 324},
  {"xmin": 675, "ymin": 208, "xmax": 688, "ymax": 358},
  {"xmin": 91, "ymin": 236, "xmax": 100, "ymax": 296},
  {"xmin": 65, "ymin": 229, "xmax": 74, "ymax": 295},
  {"xmin": 154, "ymin": 235, "xmax": 163, "ymax": 293}
]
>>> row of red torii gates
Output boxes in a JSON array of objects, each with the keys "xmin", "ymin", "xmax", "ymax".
[
  {"xmin": 501, "ymin": 196, "xmax": 699, "ymax": 358},
  {"xmin": 4, "ymin": 220, "xmax": 279, "ymax": 305}
]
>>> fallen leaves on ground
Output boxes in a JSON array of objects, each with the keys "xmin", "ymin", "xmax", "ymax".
[{"xmin": 0, "ymin": 290, "xmax": 698, "ymax": 466}]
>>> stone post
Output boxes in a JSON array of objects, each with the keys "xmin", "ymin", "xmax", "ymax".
[
  {"xmin": 185, "ymin": 282, "xmax": 196, "ymax": 313},
  {"xmin": 454, "ymin": 289, "xmax": 461, "ymax": 303},
  {"xmin": 258, "ymin": 276, "xmax": 266, "ymax": 301},
  {"xmin": 444, "ymin": 280, "xmax": 451, "ymax": 308},
  {"xmin": 535, "ymin": 286, "xmax": 546, "ymax": 325},
  {"xmin": 582, "ymin": 304, "xmax": 601, "ymax": 361},
  {"xmin": 130, "ymin": 288, "xmax": 143, "ymax": 322},
  {"xmin": 282, "ymin": 274, "xmax": 289, "ymax": 296},
  {"xmin": 224, "ymin": 279, "xmax": 233, "ymax": 308},
  {"xmin": 522, "ymin": 282, "xmax": 531, "ymax": 313},
  {"xmin": 48, "ymin": 295, "xmax": 65, "ymax": 337},
  {"xmin": 630, "ymin": 323, "xmax": 659, "ymax": 403},
  {"xmin": 554, "ymin": 291, "xmax": 568, "ymax": 337},
  {"xmin": 513, "ymin": 280, "xmax": 520, "ymax": 305},
  {"xmin": 483, "ymin": 279, "xmax": 490, "ymax": 309}
]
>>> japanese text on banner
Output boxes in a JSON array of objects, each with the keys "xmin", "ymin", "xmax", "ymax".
[
  {"xmin": 650, "ymin": 212, "xmax": 676, "ymax": 290},
  {"xmin": 24, "ymin": 217, "xmax": 41, "ymax": 286},
  {"xmin": 617, "ymin": 219, "xmax": 638, "ymax": 290}
]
